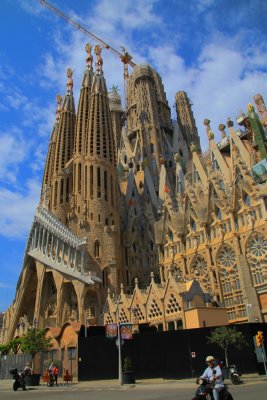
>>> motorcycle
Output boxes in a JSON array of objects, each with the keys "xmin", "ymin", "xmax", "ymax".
[
  {"xmin": 192, "ymin": 378, "xmax": 234, "ymax": 400},
  {"xmin": 228, "ymin": 364, "xmax": 242, "ymax": 385},
  {"xmin": 9, "ymin": 368, "xmax": 27, "ymax": 391}
]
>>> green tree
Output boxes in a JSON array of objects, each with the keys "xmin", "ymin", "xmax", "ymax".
[
  {"xmin": 9, "ymin": 338, "xmax": 22, "ymax": 355},
  {"xmin": 0, "ymin": 343, "xmax": 11, "ymax": 357},
  {"xmin": 21, "ymin": 327, "xmax": 52, "ymax": 371},
  {"xmin": 207, "ymin": 326, "xmax": 247, "ymax": 366}
]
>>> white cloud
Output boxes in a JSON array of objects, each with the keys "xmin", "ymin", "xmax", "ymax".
[
  {"xmin": 195, "ymin": 0, "xmax": 216, "ymax": 13},
  {"xmin": 147, "ymin": 35, "xmax": 267, "ymax": 151},
  {"xmin": 0, "ymin": 179, "xmax": 40, "ymax": 239},
  {"xmin": 0, "ymin": 128, "xmax": 29, "ymax": 183},
  {"xmin": 5, "ymin": 90, "xmax": 28, "ymax": 110}
]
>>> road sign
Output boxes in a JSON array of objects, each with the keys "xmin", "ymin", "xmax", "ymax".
[{"xmin": 191, "ymin": 352, "xmax": 196, "ymax": 358}]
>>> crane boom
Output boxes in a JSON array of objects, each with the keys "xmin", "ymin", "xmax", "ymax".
[{"xmin": 38, "ymin": 0, "xmax": 135, "ymax": 68}]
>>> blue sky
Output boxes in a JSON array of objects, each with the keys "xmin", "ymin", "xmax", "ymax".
[{"xmin": 0, "ymin": 0, "xmax": 267, "ymax": 311}]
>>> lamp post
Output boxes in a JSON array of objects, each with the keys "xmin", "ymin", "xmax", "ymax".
[
  {"xmin": 115, "ymin": 298, "xmax": 123, "ymax": 385},
  {"xmin": 84, "ymin": 310, "xmax": 88, "ymax": 338}
]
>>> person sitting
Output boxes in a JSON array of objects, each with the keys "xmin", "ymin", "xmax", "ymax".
[
  {"xmin": 48, "ymin": 362, "xmax": 55, "ymax": 386},
  {"xmin": 200, "ymin": 355, "xmax": 224, "ymax": 400},
  {"xmin": 43, "ymin": 368, "xmax": 50, "ymax": 386},
  {"xmin": 23, "ymin": 363, "xmax": 32, "ymax": 376},
  {"xmin": 63, "ymin": 369, "xmax": 72, "ymax": 386}
]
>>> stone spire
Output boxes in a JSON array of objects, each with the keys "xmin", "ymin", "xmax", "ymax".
[
  {"xmin": 74, "ymin": 43, "xmax": 94, "ymax": 156},
  {"xmin": 84, "ymin": 50, "xmax": 121, "ymax": 292},
  {"xmin": 40, "ymin": 94, "xmax": 62, "ymax": 210},
  {"xmin": 175, "ymin": 91, "xmax": 201, "ymax": 156},
  {"xmin": 86, "ymin": 46, "xmax": 116, "ymax": 165},
  {"xmin": 51, "ymin": 69, "xmax": 76, "ymax": 222},
  {"xmin": 72, "ymin": 45, "xmax": 94, "ymax": 229}
]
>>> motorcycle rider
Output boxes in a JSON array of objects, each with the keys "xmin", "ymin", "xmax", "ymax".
[
  {"xmin": 23, "ymin": 363, "xmax": 32, "ymax": 376},
  {"xmin": 200, "ymin": 355, "xmax": 224, "ymax": 400}
]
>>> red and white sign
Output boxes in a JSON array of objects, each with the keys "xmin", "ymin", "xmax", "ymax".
[{"xmin": 191, "ymin": 352, "xmax": 196, "ymax": 358}]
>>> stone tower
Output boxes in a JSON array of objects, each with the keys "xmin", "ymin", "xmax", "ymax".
[
  {"xmin": 125, "ymin": 64, "xmax": 172, "ymax": 193},
  {"xmin": 175, "ymin": 91, "xmax": 201, "ymax": 155},
  {"xmin": 108, "ymin": 86, "xmax": 123, "ymax": 154},
  {"xmin": 83, "ymin": 45, "xmax": 122, "ymax": 291},
  {"xmin": 71, "ymin": 43, "xmax": 94, "ymax": 235},
  {"xmin": 42, "ymin": 68, "xmax": 76, "ymax": 223}
]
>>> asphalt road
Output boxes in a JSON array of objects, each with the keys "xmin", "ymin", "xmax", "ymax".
[{"xmin": 0, "ymin": 381, "xmax": 266, "ymax": 400}]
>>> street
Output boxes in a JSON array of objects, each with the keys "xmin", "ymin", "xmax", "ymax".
[{"xmin": 0, "ymin": 379, "xmax": 266, "ymax": 400}]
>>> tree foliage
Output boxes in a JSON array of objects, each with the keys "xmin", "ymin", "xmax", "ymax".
[
  {"xmin": 0, "ymin": 343, "xmax": 11, "ymax": 357},
  {"xmin": 21, "ymin": 327, "xmax": 52, "ymax": 361},
  {"xmin": 9, "ymin": 338, "xmax": 22, "ymax": 355},
  {"xmin": 207, "ymin": 326, "xmax": 247, "ymax": 366}
]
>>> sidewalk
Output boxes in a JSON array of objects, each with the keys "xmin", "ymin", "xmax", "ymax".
[{"xmin": 0, "ymin": 374, "xmax": 266, "ymax": 392}]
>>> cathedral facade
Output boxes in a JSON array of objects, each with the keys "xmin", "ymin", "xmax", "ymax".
[{"xmin": 1, "ymin": 44, "xmax": 267, "ymax": 346}]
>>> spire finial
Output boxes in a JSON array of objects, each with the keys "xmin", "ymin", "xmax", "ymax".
[
  {"xmin": 227, "ymin": 117, "xmax": 234, "ymax": 128},
  {"xmin": 218, "ymin": 123, "xmax": 226, "ymax": 139},
  {"xmin": 85, "ymin": 43, "xmax": 93, "ymax": 68},
  {"xmin": 120, "ymin": 283, "xmax": 124, "ymax": 294},
  {"xmin": 204, "ymin": 119, "xmax": 214, "ymax": 140},
  {"xmin": 150, "ymin": 271, "xmax": 154, "ymax": 283},
  {"xmin": 94, "ymin": 45, "xmax": 103, "ymax": 73},
  {"xmin": 66, "ymin": 68, "xmax": 74, "ymax": 92},
  {"xmin": 134, "ymin": 277, "xmax": 139, "ymax": 289}
]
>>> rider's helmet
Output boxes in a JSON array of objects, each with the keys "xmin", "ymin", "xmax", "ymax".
[{"xmin": 206, "ymin": 355, "xmax": 215, "ymax": 364}]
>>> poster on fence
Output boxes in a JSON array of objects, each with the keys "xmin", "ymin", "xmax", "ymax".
[
  {"xmin": 120, "ymin": 323, "xmax": 133, "ymax": 339},
  {"xmin": 105, "ymin": 323, "xmax": 118, "ymax": 338}
]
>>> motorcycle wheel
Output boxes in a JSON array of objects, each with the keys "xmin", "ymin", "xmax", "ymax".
[
  {"xmin": 13, "ymin": 381, "xmax": 19, "ymax": 391},
  {"xmin": 231, "ymin": 375, "xmax": 240, "ymax": 385}
]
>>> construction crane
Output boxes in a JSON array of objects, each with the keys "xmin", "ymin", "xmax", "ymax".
[{"xmin": 38, "ymin": 0, "xmax": 135, "ymax": 80}]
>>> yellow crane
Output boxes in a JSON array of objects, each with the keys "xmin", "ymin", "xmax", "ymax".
[{"xmin": 38, "ymin": 0, "xmax": 135, "ymax": 80}]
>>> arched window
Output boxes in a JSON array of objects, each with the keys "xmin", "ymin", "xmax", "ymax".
[
  {"xmin": 246, "ymin": 232, "xmax": 267, "ymax": 285},
  {"xmin": 216, "ymin": 207, "xmax": 222, "ymax": 220},
  {"xmin": 54, "ymin": 181, "xmax": 58, "ymax": 207},
  {"xmin": 217, "ymin": 245, "xmax": 245, "ymax": 320},
  {"xmin": 244, "ymin": 193, "xmax": 251, "ymax": 206},
  {"xmin": 191, "ymin": 219, "xmax": 196, "ymax": 231},
  {"xmin": 102, "ymin": 268, "xmax": 108, "ymax": 287},
  {"xmin": 94, "ymin": 240, "xmax": 100, "ymax": 258}
]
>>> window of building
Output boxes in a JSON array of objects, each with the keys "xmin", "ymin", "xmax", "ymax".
[{"xmin": 94, "ymin": 240, "xmax": 100, "ymax": 258}]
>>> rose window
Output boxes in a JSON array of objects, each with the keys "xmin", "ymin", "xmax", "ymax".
[
  {"xmin": 217, "ymin": 245, "xmax": 236, "ymax": 268},
  {"xmin": 190, "ymin": 255, "xmax": 210, "ymax": 291},
  {"xmin": 191, "ymin": 255, "xmax": 207, "ymax": 278},
  {"xmin": 246, "ymin": 233, "xmax": 267, "ymax": 285}
]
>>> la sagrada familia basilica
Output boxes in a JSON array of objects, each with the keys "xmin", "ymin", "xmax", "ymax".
[{"xmin": 1, "ymin": 43, "xmax": 267, "ymax": 346}]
